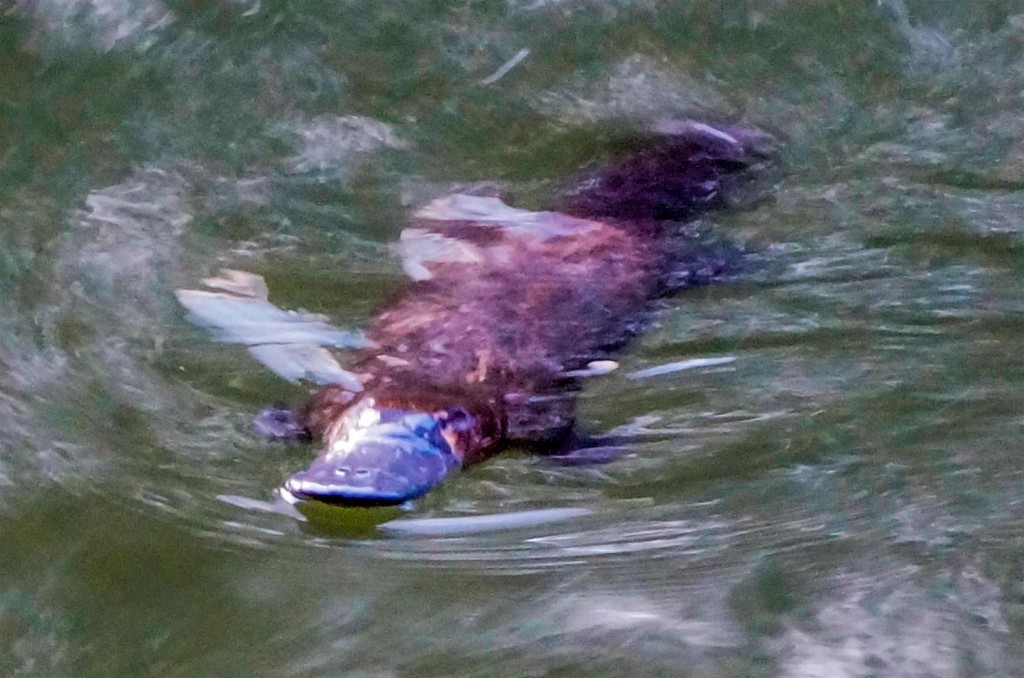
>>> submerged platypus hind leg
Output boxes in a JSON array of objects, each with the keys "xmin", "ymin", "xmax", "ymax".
[{"xmin": 558, "ymin": 120, "xmax": 775, "ymax": 223}]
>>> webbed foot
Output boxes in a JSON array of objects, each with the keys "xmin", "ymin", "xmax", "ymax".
[{"xmin": 253, "ymin": 406, "xmax": 309, "ymax": 442}]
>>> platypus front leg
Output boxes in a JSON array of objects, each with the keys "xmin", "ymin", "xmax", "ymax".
[{"xmin": 252, "ymin": 405, "xmax": 310, "ymax": 442}]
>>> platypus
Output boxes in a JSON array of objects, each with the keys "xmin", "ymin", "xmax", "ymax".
[{"xmin": 178, "ymin": 120, "xmax": 773, "ymax": 506}]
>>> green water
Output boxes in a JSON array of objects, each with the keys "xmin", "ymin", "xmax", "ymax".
[{"xmin": 1, "ymin": 1, "xmax": 1022, "ymax": 675}]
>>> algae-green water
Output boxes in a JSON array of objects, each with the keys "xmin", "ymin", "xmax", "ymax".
[{"xmin": 1, "ymin": 2, "xmax": 1022, "ymax": 675}]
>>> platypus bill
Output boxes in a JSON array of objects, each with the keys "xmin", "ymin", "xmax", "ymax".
[{"xmin": 177, "ymin": 121, "xmax": 774, "ymax": 506}]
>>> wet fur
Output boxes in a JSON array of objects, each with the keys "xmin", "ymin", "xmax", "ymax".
[{"xmin": 301, "ymin": 123, "xmax": 772, "ymax": 463}]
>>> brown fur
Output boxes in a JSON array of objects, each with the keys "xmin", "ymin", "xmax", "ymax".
[{"xmin": 302, "ymin": 123, "xmax": 772, "ymax": 464}]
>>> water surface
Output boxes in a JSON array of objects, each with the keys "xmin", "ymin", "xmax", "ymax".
[{"xmin": 1, "ymin": 1, "xmax": 1022, "ymax": 675}]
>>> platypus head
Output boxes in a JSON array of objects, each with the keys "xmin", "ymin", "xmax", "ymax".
[{"xmin": 283, "ymin": 397, "xmax": 479, "ymax": 506}]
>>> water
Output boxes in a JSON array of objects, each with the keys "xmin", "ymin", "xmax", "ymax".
[{"xmin": 1, "ymin": 1, "xmax": 1022, "ymax": 675}]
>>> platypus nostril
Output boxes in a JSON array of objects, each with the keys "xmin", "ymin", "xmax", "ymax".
[
  {"xmin": 333, "ymin": 467, "xmax": 350, "ymax": 478},
  {"xmin": 354, "ymin": 468, "xmax": 372, "ymax": 478}
]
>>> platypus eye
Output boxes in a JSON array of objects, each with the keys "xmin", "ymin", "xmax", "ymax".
[
  {"xmin": 437, "ymin": 407, "xmax": 474, "ymax": 432},
  {"xmin": 401, "ymin": 412, "xmax": 439, "ymax": 436}
]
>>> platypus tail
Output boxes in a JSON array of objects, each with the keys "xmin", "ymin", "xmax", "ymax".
[{"xmin": 558, "ymin": 120, "xmax": 775, "ymax": 223}]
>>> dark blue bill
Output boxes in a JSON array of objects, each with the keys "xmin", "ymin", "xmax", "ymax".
[{"xmin": 283, "ymin": 410, "xmax": 460, "ymax": 506}]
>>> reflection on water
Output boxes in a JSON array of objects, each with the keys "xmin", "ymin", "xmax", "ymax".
[
  {"xmin": 1, "ymin": 0, "xmax": 1023, "ymax": 675},
  {"xmin": 380, "ymin": 507, "xmax": 593, "ymax": 537}
]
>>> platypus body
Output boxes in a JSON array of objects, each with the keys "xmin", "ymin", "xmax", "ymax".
[{"xmin": 179, "ymin": 121, "xmax": 772, "ymax": 506}]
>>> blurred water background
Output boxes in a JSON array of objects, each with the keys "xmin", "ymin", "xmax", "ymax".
[{"xmin": 1, "ymin": 1, "xmax": 1022, "ymax": 675}]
